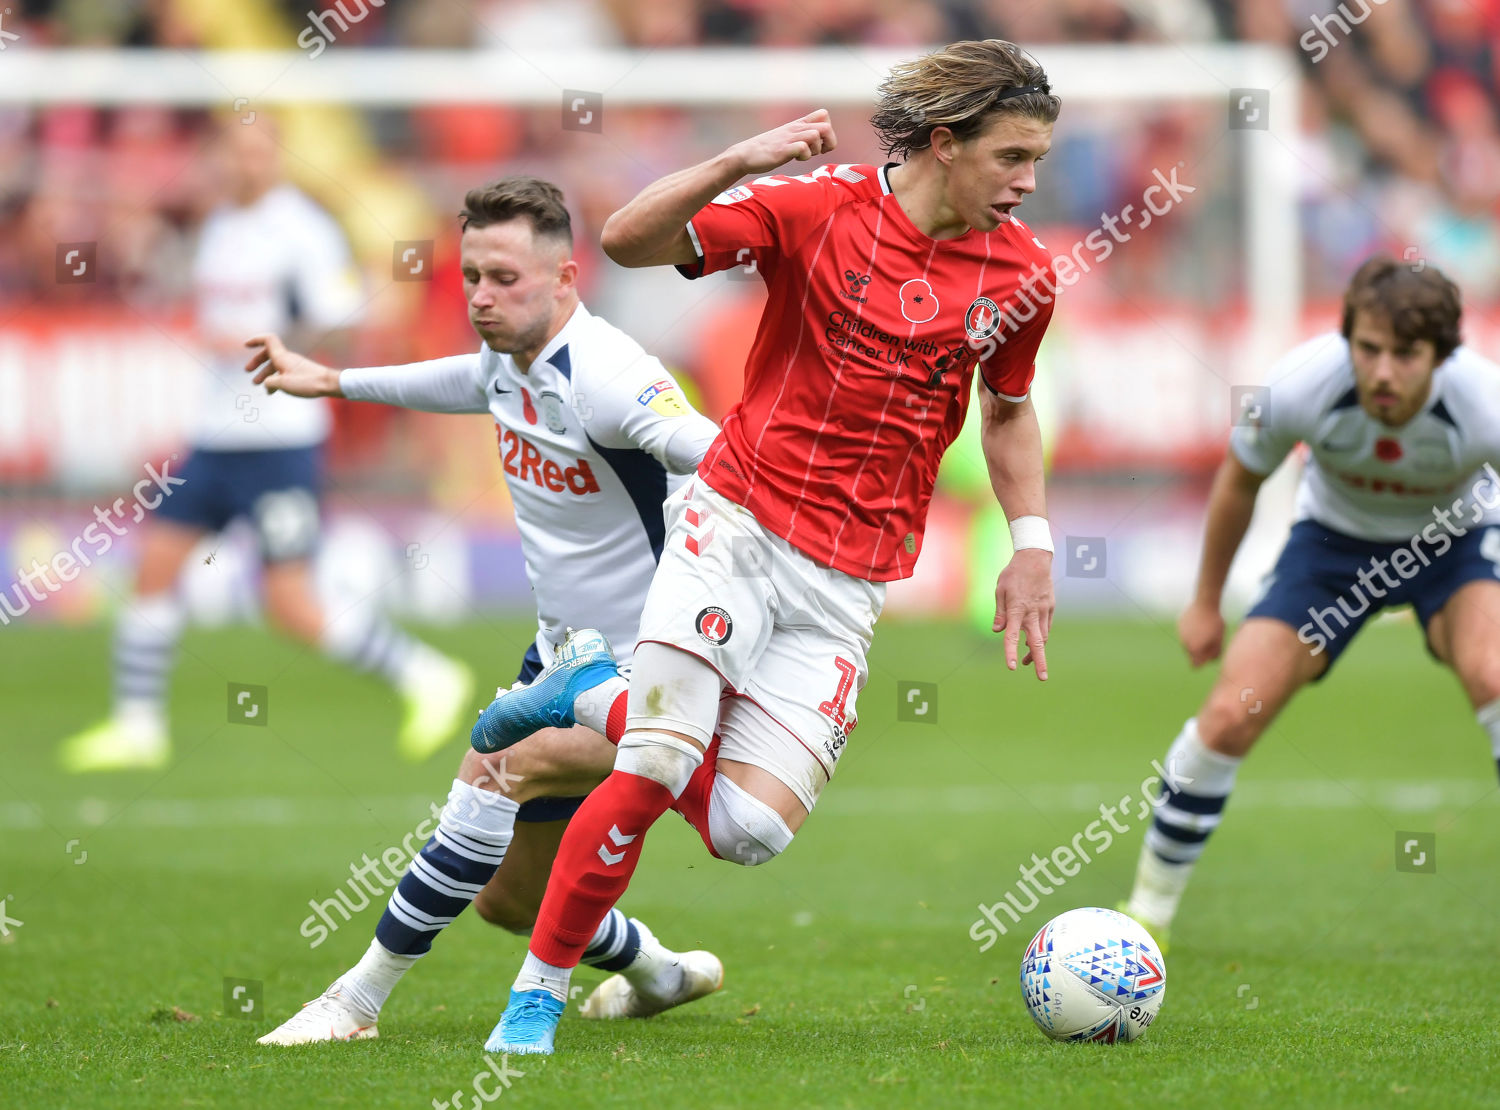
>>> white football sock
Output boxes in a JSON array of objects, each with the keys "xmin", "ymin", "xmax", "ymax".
[
  {"xmin": 1128, "ymin": 718, "xmax": 1242, "ymax": 927},
  {"xmin": 514, "ymin": 951, "xmax": 573, "ymax": 1003},
  {"xmin": 1127, "ymin": 851, "xmax": 1194, "ymax": 930},
  {"xmin": 320, "ymin": 607, "xmax": 423, "ymax": 688},
  {"xmin": 618, "ymin": 919, "xmax": 684, "ymax": 998},
  {"xmin": 574, "ymin": 675, "xmax": 628, "ymax": 735},
  {"xmin": 340, "ymin": 939, "xmax": 420, "ymax": 1020},
  {"xmin": 112, "ymin": 592, "xmax": 184, "ymax": 726},
  {"xmin": 1478, "ymin": 697, "xmax": 1500, "ymax": 778}
]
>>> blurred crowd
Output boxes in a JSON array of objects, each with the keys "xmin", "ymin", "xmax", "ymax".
[
  {"xmin": 1, "ymin": 0, "xmax": 1494, "ymax": 304},
  {"xmin": 0, "ymin": 0, "xmax": 1496, "ymax": 450}
]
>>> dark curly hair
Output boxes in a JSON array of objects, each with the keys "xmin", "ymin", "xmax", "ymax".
[{"xmin": 1340, "ymin": 256, "xmax": 1462, "ymax": 361}]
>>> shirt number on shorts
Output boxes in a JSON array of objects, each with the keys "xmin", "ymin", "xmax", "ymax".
[{"xmin": 817, "ymin": 657, "xmax": 857, "ymax": 733}]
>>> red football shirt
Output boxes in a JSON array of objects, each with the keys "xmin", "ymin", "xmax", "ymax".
[{"xmin": 680, "ymin": 162, "xmax": 1056, "ymax": 581}]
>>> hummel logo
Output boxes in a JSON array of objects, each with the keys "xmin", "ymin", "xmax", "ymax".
[
  {"xmin": 683, "ymin": 506, "xmax": 716, "ymax": 557},
  {"xmin": 840, "ymin": 268, "xmax": 871, "ymax": 303},
  {"xmin": 596, "ymin": 824, "xmax": 636, "ymax": 866}
]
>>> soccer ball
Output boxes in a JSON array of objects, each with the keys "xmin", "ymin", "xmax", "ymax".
[{"xmin": 1019, "ymin": 907, "xmax": 1166, "ymax": 1043}]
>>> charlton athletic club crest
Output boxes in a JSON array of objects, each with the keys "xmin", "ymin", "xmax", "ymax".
[
  {"xmin": 695, "ymin": 606, "xmax": 733, "ymax": 646},
  {"xmin": 966, "ymin": 296, "xmax": 1001, "ymax": 341}
]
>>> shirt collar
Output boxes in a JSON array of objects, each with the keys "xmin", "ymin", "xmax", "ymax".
[{"xmin": 528, "ymin": 300, "xmax": 589, "ymax": 373}]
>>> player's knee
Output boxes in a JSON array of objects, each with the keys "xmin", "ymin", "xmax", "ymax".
[
  {"xmin": 459, "ymin": 746, "xmax": 496, "ymax": 786},
  {"xmin": 1196, "ymin": 694, "xmax": 1266, "ymax": 757},
  {"xmin": 472, "ymin": 883, "xmax": 537, "ymax": 933},
  {"xmin": 461, "ymin": 745, "xmax": 535, "ymax": 802},
  {"xmin": 1458, "ymin": 652, "xmax": 1500, "ymax": 708},
  {"xmin": 616, "ymin": 730, "xmax": 703, "ymax": 796},
  {"xmin": 707, "ymin": 775, "xmax": 793, "ymax": 867}
]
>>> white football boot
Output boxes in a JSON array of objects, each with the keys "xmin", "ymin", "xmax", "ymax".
[
  {"xmin": 580, "ymin": 919, "xmax": 724, "ymax": 1019},
  {"xmin": 256, "ymin": 984, "xmax": 378, "ymax": 1045}
]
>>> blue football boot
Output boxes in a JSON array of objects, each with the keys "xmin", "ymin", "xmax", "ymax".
[
  {"xmin": 484, "ymin": 988, "xmax": 565, "ymax": 1055},
  {"xmin": 470, "ymin": 628, "xmax": 619, "ymax": 753}
]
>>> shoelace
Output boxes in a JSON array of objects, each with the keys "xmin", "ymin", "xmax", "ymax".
[
  {"xmin": 506, "ymin": 997, "xmax": 556, "ymax": 1030},
  {"xmin": 283, "ymin": 998, "xmax": 336, "ymax": 1028}
]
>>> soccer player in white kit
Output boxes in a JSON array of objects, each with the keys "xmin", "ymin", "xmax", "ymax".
[
  {"xmin": 59, "ymin": 117, "xmax": 472, "ymax": 772},
  {"xmin": 1121, "ymin": 258, "xmax": 1500, "ymax": 948},
  {"xmin": 248, "ymin": 176, "xmax": 726, "ymax": 1044}
]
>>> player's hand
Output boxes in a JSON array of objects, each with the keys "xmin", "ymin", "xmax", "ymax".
[
  {"xmin": 994, "ymin": 548, "xmax": 1054, "ymax": 681},
  {"xmin": 243, "ymin": 333, "xmax": 342, "ymax": 398},
  {"xmin": 1178, "ymin": 599, "xmax": 1225, "ymax": 668},
  {"xmin": 725, "ymin": 109, "xmax": 837, "ymax": 176}
]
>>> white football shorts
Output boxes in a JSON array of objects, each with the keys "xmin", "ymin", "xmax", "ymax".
[{"xmin": 634, "ymin": 480, "xmax": 885, "ymax": 811}]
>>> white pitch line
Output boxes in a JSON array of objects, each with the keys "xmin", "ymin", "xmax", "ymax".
[
  {"xmin": 824, "ymin": 779, "xmax": 1500, "ymax": 816},
  {"xmin": 0, "ymin": 795, "xmax": 434, "ymax": 831},
  {"xmin": 0, "ymin": 780, "xmax": 1493, "ymax": 831}
]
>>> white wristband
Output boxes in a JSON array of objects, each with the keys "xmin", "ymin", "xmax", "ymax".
[{"xmin": 1009, "ymin": 515, "xmax": 1053, "ymax": 553}]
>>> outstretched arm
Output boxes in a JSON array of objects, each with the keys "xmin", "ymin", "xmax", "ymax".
[
  {"xmin": 600, "ymin": 109, "xmax": 837, "ymax": 268},
  {"xmin": 980, "ymin": 389, "xmax": 1054, "ymax": 681},
  {"xmin": 244, "ymin": 333, "xmax": 343, "ymax": 397},
  {"xmin": 244, "ymin": 334, "xmax": 488, "ymax": 415},
  {"xmin": 1179, "ymin": 451, "xmax": 1267, "ymax": 667}
]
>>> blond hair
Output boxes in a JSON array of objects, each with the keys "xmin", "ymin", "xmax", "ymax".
[{"xmin": 870, "ymin": 40, "xmax": 1059, "ymax": 158}]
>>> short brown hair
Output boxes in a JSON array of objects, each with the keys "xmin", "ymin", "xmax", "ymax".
[
  {"xmin": 459, "ymin": 176, "xmax": 572, "ymax": 246},
  {"xmin": 1340, "ymin": 256, "xmax": 1462, "ymax": 361},
  {"xmin": 870, "ymin": 39, "xmax": 1059, "ymax": 159}
]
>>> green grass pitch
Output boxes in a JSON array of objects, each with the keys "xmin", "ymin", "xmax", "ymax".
[{"xmin": 2, "ymin": 615, "xmax": 1497, "ymax": 1108}]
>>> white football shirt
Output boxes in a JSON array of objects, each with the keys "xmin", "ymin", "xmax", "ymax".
[
  {"xmin": 340, "ymin": 302, "xmax": 721, "ymax": 667},
  {"xmin": 1232, "ymin": 332, "xmax": 1500, "ymax": 542},
  {"xmin": 192, "ymin": 184, "xmax": 363, "ymax": 450}
]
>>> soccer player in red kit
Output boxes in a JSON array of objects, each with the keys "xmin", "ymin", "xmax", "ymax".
[{"xmin": 476, "ymin": 39, "xmax": 1061, "ymax": 1053}]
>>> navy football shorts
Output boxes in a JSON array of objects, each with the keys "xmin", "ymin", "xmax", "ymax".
[
  {"xmin": 155, "ymin": 446, "xmax": 321, "ymax": 563},
  {"xmin": 1246, "ymin": 518, "xmax": 1500, "ymax": 674}
]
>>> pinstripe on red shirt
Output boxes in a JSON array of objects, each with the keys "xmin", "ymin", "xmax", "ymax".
[{"xmin": 679, "ymin": 162, "xmax": 1055, "ymax": 582}]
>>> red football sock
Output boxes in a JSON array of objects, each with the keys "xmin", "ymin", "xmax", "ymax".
[
  {"xmin": 529, "ymin": 769, "xmax": 675, "ymax": 967},
  {"xmin": 604, "ymin": 691, "xmax": 628, "ymax": 745},
  {"xmin": 671, "ymin": 737, "xmax": 721, "ymax": 858}
]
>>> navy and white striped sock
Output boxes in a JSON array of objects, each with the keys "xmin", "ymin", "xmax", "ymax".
[
  {"xmin": 113, "ymin": 593, "xmax": 184, "ymax": 724},
  {"xmin": 581, "ymin": 909, "xmax": 641, "ymax": 973},
  {"xmin": 345, "ymin": 780, "xmax": 518, "ymax": 1019},
  {"xmin": 321, "ymin": 608, "xmax": 421, "ymax": 688},
  {"xmin": 373, "ymin": 779, "xmax": 518, "ymax": 958},
  {"xmin": 1128, "ymin": 718, "xmax": 1242, "ymax": 926}
]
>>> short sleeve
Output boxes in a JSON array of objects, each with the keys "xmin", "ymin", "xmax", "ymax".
[
  {"xmin": 1447, "ymin": 347, "xmax": 1500, "ymax": 468},
  {"xmin": 1229, "ymin": 334, "xmax": 1340, "ymax": 475},
  {"xmin": 677, "ymin": 171, "xmax": 842, "ymax": 282},
  {"xmin": 1229, "ymin": 401, "xmax": 1297, "ymax": 476},
  {"xmin": 979, "ymin": 277, "xmax": 1055, "ymax": 402}
]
